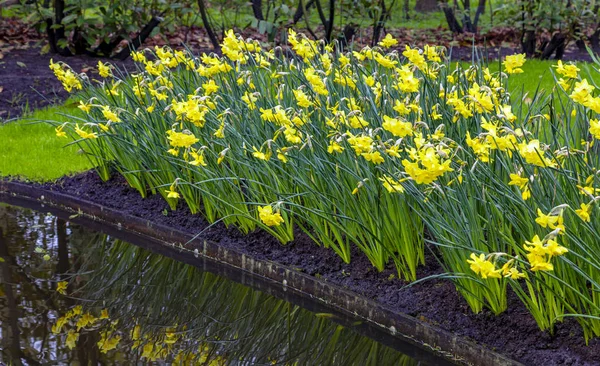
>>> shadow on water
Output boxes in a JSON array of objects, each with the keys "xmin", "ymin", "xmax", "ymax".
[{"xmin": 0, "ymin": 202, "xmax": 451, "ymax": 365}]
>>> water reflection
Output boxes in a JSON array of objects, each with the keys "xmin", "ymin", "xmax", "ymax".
[{"xmin": 0, "ymin": 204, "xmax": 438, "ymax": 365}]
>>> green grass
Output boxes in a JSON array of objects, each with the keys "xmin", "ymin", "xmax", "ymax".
[
  {"xmin": 452, "ymin": 59, "xmax": 600, "ymax": 97},
  {"xmin": 0, "ymin": 104, "xmax": 94, "ymax": 182}
]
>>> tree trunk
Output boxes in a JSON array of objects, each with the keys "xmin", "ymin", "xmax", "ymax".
[
  {"xmin": 327, "ymin": 0, "xmax": 335, "ymax": 42},
  {"xmin": 472, "ymin": 0, "xmax": 485, "ymax": 30},
  {"xmin": 252, "ymin": 0, "xmax": 264, "ymax": 20},
  {"xmin": 372, "ymin": 0, "xmax": 389, "ymax": 46},
  {"xmin": 71, "ymin": 28, "xmax": 90, "ymax": 55},
  {"xmin": 42, "ymin": 0, "xmax": 58, "ymax": 53},
  {"xmin": 337, "ymin": 23, "xmax": 356, "ymax": 48},
  {"xmin": 293, "ymin": 0, "xmax": 315, "ymax": 24},
  {"xmin": 440, "ymin": 2, "xmax": 463, "ymax": 33},
  {"xmin": 540, "ymin": 32, "xmax": 566, "ymax": 59},
  {"xmin": 314, "ymin": 0, "xmax": 335, "ymax": 42},
  {"xmin": 53, "ymin": 0, "xmax": 71, "ymax": 55},
  {"xmin": 590, "ymin": 25, "xmax": 600, "ymax": 50},
  {"xmin": 113, "ymin": 16, "xmax": 162, "ymax": 60},
  {"xmin": 462, "ymin": 0, "xmax": 474, "ymax": 32},
  {"xmin": 198, "ymin": 0, "xmax": 220, "ymax": 50},
  {"xmin": 521, "ymin": 29, "xmax": 536, "ymax": 56}
]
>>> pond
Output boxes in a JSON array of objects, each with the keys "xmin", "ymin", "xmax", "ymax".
[{"xmin": 0, "ymin": 202, "xmax": 451, "ymax": 365}]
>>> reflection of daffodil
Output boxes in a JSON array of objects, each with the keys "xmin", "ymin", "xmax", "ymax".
[
  {"xmin": 56, "ymin": 281, "xmax": 68, "ymax": 295},
  {"xmin": 66, "ymin": 330, "xmax": 79, "ymax": 349},
  {"xmin": 52, "ymin": 316, "xmax": 68, "ymax": 334},
  {"xmin": 76, "ymin": 312, "xmax": 98, "ymax": 330},
  {"xmin": 97, "ymin": 331, "xmax": 121, "ymax": 354}
]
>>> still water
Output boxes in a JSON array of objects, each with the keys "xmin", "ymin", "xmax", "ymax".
[{"xmin": 0, "ymin": 202, "xmax": 448, "ymax": 365}]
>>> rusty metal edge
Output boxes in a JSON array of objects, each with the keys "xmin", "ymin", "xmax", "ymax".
[{"xmin": 0, "ymin": 180, "xmax": 522, "ymax": 366}]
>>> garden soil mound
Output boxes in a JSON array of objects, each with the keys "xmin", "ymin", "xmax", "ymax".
[{"xmin": 22, "ymin": 170, "xmax": 600, "ymax": 366}]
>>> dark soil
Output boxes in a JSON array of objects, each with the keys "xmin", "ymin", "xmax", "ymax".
[
  {"xmin": 20, "ymin": 170, "xmax": 599, "ymax": 366},
  {"xmin": 0, "ymin": 47, "xmax": 137, "ymax": 121}
]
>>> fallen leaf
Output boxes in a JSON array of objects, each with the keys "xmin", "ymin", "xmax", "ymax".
[
  {"xmin": 17, "ymin": 61, "xmax": 26, "ymax": 68},
  {"xmin": 0, "ymin": 86, "xmax": 3, "ymax": 94}
]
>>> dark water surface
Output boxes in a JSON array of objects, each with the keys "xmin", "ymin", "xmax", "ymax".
[{"xmin": 0, "ymin": 202, "xmax": 449, "ymax": 365}]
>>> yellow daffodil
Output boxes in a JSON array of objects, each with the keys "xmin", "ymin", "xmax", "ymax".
[
  {"xmin": 78, "ymin": 101, "xmax": 91, "ymax": 113},
  {"xmin": 575, "ymin": 202, "xmax": 592, "ymax": 222},
  {"xmin": 258, "ymin": 205, "xmax": 284, "ymax": 226},
  {"xmin": 378, "ymin": 34, "xmax": 398, "ymax": 48},
  {"xmin": 165, "ymin": 183, "xmax": 180, "ymax": 199},
  {"xmin": 55, "ymin": 125, "xmax": 67, "ymax": 138},
  {"xmin": 98, "ymin": 61, "xmax": 112, "ymax": 77},
  {"xmin": 554, "ymin": 60, "xmax": 579, "ymax": 79},
  {"xmin": 74, "ymin": 124, "xmax": 97, "ymax": 139},
  {"xmin": 502, "ymin": 54, "xmax": 526, "ymax": 74},
  {"xmin": 466, "ymin": 253, "xmax": 502, "ymax": 279}
]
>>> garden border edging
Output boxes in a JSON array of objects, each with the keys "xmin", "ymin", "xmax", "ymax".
[{"xmin": 0, "ymin": 180, "xmax": 521, "ymax": 366}]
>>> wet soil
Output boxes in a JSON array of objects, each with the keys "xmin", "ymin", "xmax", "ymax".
[
  {"xmin": 0, "ymin": 47, "xmax": 136, "ymax": 121},
  {"xmin": 14, "ymin": 170, "xmax": 597, "ymax": 366}
]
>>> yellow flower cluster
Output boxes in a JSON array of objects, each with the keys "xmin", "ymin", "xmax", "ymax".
[
  {"xmin": 523, "ymin": 233, "xmax": 568, "ymax": 272},
  {"xmin": 467, "ymin": 253, "xmax": 525, "ymax": 280},
  {"xmin": 49, "ymin": 59, "xmax": 82, "ymax": 92},
  {"xmin": 51, "ymin": 29, "xmax": 600, "ymax": 334}
]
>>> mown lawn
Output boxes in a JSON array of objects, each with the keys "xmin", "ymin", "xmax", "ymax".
[{"xmin": 0, "ymin": 103, "xmax": 94, "ymax": 181}]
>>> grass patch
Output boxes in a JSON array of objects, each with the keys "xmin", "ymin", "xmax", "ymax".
[
  {"xmin": 0, "ymin": 103, "xmax": 94, "ymax": 182},
  {"xmin": 453, "ymin": 59, "xmax": 600, "ymax": 96}
]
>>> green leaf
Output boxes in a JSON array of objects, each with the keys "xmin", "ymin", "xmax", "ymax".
[
  {"xmin": 40, "ymin": 44, "xmax": 51, "ymax": 55},
  {"xmin": 258, "ymin": 20, "xmax": 268, "ymax": 34},
  {"xmin": 61, "ymin": 13, "xmax": 78, "ymax": 25}
]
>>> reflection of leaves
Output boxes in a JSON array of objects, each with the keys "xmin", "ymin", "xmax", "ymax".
[
  {"xmin": 75, "ymin": 240, "xmax": 419, "ymax": 365},
  {"xmin": 4, "ymin": 205, "xmax": 422, "ymax": 365}
]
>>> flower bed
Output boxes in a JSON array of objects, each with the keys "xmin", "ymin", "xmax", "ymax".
[{"xmin": 49, "ymin": 30, "xmax": 600, "ymax": 342}]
